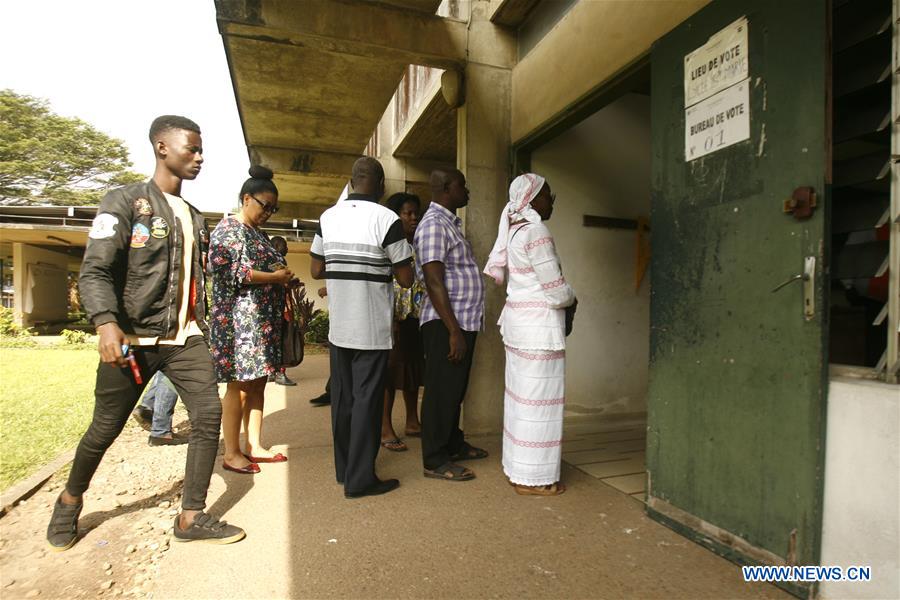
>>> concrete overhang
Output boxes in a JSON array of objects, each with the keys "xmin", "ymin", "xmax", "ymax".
[
  {"xmin": 0, "ymin": 204, "xmax": 317, "ymax": 249},
  {"xmin": 392, "ymin": 74, "xmax": 457, "ymax": 163},
  {"xmin": 489, "ymin": 0, "xmax": 541, "ymax": 28},
  {"xmin": 0, "ymin": 224, "xmax": 89, "ymax": 247},
  {"xmin": 215, "ymin": 0, "xmax": 466, "ymax": 214}
]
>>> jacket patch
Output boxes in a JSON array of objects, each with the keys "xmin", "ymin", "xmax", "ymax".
[
  {"xmin": 88, "ymin": 213, "xmax": 119, "ymax": 239},
  {"xmin": 133, "ymin": 197, "xmax": 153, "ymax": 216},
  {"xmin": 130, "ymin": 223, "xmax": 150, "ymax": 248},
  {"xmin": 150, "ymin": 217, "xmax": 170, "ymax": 239}
]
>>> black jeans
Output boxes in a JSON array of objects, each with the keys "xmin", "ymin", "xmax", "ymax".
[
  {"xmin": 65, "ymin": 336, "xmax": 222, "ymax": 511},
  {"xmin": 420, "ymin": 320, "xmax": 478, "ymax": 470},
  {"xmin": 329, "ymin": 344, "xmax": 388, "ymax": 494}
]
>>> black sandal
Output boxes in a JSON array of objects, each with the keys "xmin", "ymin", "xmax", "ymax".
[
  {"xmin": 423, "ymin": 462, "xmax": 475, "ymax": 481},
  {"xmin": 450, "ymin": 443, "xmax": 489, "ymax": 461},
  {"xmin": 381, "ymin": 438, "xmax": 408, "ymax": 452}
]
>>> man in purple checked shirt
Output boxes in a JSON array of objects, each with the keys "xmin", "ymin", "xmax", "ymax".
[{"xmin": 414, "ymin": 169, "xmax": 489, "ymax": 482}]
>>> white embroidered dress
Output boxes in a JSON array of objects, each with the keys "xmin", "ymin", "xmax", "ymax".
[{"xmin": 499, "ymin": 221, "xmax": 576, "ymax": 486}]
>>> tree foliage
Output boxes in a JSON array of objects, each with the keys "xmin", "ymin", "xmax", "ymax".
[{"xmin": 0, "ymin": 89, "xmax": 145, "ymax": 205}]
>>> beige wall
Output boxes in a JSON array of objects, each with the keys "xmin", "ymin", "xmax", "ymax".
[
  {"xmin": 821, "ymin": 378, "xmax": 900, "ymax": 600},
  {"xmin": 457, "ymin": 2, "xmax": 515, "ymax": 435},
  {"xmin": 531, "ymin": 93, "xmax": 651, "ymax": 417},
  {"xmin": 511, "ymin": 0, "xmax": 708, "ymax": 143},
  {"xmin": 13, "ymin": 243, "xmax": 69, "ymax": 327}
]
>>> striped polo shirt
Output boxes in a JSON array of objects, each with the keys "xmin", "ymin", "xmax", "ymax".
[{"xmin": 310, "ymin": 193, "xmax": 413, "ymax": 350}]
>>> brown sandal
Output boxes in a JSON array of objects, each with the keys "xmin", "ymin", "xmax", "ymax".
[
  {"xmin": 513, "ymin": 482, "xmax": 566, "ymax": 496},
  {"xmin": 423, "ymin": 462, "xmax": 475, "ymax": 481}
]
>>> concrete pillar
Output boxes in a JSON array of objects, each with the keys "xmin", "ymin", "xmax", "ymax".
[
  {"xmin": 12, "ymin": 242, "xmax": 25, "ymax": 327},
  {"xmin": 458, "ymin": 0, "xmax": 514, "ymax": 435}
]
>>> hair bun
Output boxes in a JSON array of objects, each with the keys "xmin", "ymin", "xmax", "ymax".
[{"xmin": 248, "ymin": 165, "xmax": 274, "ymax": 180}]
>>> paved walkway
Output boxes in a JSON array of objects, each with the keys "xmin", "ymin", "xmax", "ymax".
[{"xmin": 149, "ymin": 355, "xmax": 785, "ymax": 599}]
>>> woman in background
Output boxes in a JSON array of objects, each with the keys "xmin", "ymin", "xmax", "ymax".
[
  {"xmin": 268, "ymin": 235, "xmax": 297, "ymax": 387},
  {"xmin": 380, "ymin": 193, "xmax": 425, "ymax": 452}
]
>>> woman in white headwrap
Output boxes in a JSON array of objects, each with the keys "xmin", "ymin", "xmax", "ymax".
[{"xmin": 484, "ymin": 173, "xmax": 577, "ymax": 496}]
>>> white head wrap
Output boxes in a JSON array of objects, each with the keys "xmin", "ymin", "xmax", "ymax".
[{"xmin": 483, "ymin": 173, "xmax": 546, "ymax": 285}]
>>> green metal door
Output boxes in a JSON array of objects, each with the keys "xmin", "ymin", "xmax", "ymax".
[{"xmin": 647, "ymin": 0, "xmax": 829, "ymax": 580}]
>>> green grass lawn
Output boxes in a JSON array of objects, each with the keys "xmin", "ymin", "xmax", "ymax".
[{"xmin": 0, "ymin": 347, "xmax": 98, "ymax": 490}]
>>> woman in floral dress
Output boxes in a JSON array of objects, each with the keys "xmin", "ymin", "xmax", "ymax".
[{"xmin": 209, "ymin": 165, "xmax": 293, "ymax": 474}]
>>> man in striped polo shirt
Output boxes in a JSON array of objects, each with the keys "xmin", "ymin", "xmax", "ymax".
[
  {"xmin": 414, "ymin": 169, "xmax": 488, "ymax": 482},
  {"xmin": 310, "ymin": 157, "xmax": 414, "ymax": 498}
]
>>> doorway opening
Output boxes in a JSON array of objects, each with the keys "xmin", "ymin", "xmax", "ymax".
[{"xmin": 519, "ymin": 62, "xmax": 652, "ymax": 502}]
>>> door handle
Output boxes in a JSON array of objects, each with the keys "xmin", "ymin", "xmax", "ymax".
[
  {"xmin": 771, "ymin": 273, "xmax": 808, "ymax": 292},
  {"xmin": 770, "ymin": 256, "xmax": 816, "ymax": 321}
]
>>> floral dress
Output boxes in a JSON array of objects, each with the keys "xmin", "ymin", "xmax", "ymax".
[
  {"xmin": 393, "ymin": 249, "xmax": 426, "ymax": 321},
  {"xmin": 208, "ymin": 216, "xmax": 285, "ymax": 382}
]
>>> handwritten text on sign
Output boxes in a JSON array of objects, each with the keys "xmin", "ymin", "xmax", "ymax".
[
  {"xmin": 684, "ymin": 16, "xmax": 749, "ymax": 107},
  {"xmin": 685, "ymin": 79, "xmax": 750, "ymax": 161}
]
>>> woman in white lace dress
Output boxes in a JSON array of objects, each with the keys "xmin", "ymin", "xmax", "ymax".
[{"xmin": 484, "ymin": 173, "xmax": 577, "ymax": 496}]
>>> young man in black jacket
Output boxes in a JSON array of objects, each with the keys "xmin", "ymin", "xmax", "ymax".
[{"xmin": 46, "ymin": 115, "xmax": 245, "ymax": 550}]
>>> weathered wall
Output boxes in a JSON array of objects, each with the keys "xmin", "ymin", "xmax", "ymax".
[
  {"xmin": 510, "ymin": 0, "xmax": 708, "ymax": 143},
  {"xmin": 458, "ymin": 0, "xmax": 514, "ymax": 434},
  {"xmin": 820, "ymin": 378, "xmax": 900, "ymax": 600},
  {"xmin": 12, "ymin": 243, "xmax": 69, "ymax": 327},
  {"xmin": 530, "ymin": 93, "xmax": 651, "ymax": 418}
]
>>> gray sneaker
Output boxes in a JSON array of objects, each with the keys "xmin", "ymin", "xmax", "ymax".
[
  {"xmin": 172, "ymin": 512, "xmax": 245, "ymax": 544},
  {"xmin": 46, "ymin": 496, "xmax": 82, "ymax": 551},
  {"xmin": 274, "ymin": 372, "xmax": 297, "ymax": 386},
  {"xmin": 148, "ymin": 432, "xmax": 189, "ymax": 446}
]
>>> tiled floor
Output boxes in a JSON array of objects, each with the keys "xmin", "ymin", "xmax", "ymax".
[{"xmin": 562, "ymin": 417, "xmax": 648, "ymax": 501}]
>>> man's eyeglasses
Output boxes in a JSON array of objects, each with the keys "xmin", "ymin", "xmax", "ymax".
[{"xmin": 251, "ymin": 195, "xmax": 278, "ymax": 214}]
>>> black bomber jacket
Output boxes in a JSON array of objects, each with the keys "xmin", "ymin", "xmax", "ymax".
[{"xmin": 79, "ymin": 180, "xmax": 210, "ymax": 339}]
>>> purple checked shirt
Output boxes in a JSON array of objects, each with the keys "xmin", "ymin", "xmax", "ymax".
[{"xmin": 414, "ymin": 201, "xmax": 484, "ymax": 332}]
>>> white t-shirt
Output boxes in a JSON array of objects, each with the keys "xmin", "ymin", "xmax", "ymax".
[
  {"xmin": 310, "ymin": 194, "xmax": 412, "ymax": 350},
  {"xmin": 128, "ymin": 193, "xmax": 202, "ymax": 346}
]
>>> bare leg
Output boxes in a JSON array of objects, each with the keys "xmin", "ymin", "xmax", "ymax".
[
  {"xmin": 403, "ymin": 386, "xmax": 421, "ymax": 435},
  {"xmin": 222, "ymin": 383, "xmax": 252, "ymax": 468},
  {"xmin": 60, "ymin": 490, "xmax": 81, "ymax": 505},
  {"xmin": 179, "ymin": 509, "xmax": 201, "ymax": 528},
  {"xmin": 240, "ymin": 389, "xmax": 250, "ymax": 452},
  {"xmin": 381, "ymin": 387, "xmax": 399, "ymax": 442},
  {"xmin": 244, "ymin": 378, "xmax": 276, "ymax": 458}
]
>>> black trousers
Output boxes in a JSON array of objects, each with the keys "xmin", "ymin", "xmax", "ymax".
[
  {"xmin": 65, "ymin": 336, "xmax": 222, "ymax": 510},
  {"xmin": 420, "ymin": 320, "xmax": 478, "ymax": 470},
  {"xmin": 329, "ymin": 344, "xmax": 388, "ymax": 494}
]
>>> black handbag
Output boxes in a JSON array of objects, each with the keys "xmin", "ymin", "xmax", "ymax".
[{"xmin": 280, "ymin": 287, "xmax": 305, "ymax": 367}]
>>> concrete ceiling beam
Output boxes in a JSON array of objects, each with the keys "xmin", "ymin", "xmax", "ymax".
[
  {"xmin": 275, "ymin": 172, "xmax": 349, "ymax": 206},
  {"xmin": 489, "ymin": 0, "xmax": 541, "ymax": 28},
  {"xmin": 250, "ymin": 146, "xmax": 361, "ymax": 179},
  {"xmin": 392, "ymin": 79, "xmax": 457, "ymax": 163},
  {"xmin": 216, "ymin": 0, "xmax": 468, "ymax": 70}
]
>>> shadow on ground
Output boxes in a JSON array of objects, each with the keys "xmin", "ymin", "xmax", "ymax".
[{"xmin": 150, "ymin": 354, "xmax": 786, "ymax": 600}]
